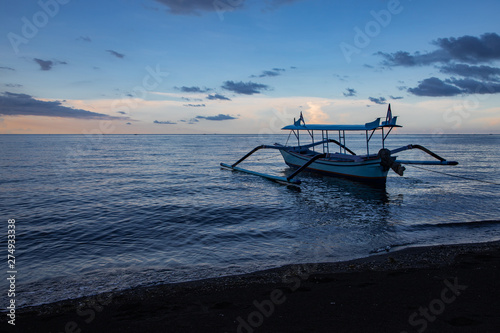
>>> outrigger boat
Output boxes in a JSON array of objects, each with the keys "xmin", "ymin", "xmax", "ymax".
[{"xmin": 221, "ymin": 105, "xmax": 458, "ymax": 185}]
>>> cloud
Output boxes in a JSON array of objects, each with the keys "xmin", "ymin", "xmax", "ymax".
[
  {"xmin": 334, "ymin": 74, "xmax": 348, "ymax": 82},
  {"xmin": 378, "ymin": 33, "xmax": 500, "ymax": 66},
  {"xmin": 181, "ymin": 96, "xmax": 204, "ymax": 102},
  {"xmin": 389, "ymin": 95, "xmax": 404, "ymax": 100},
  {"xmin": 195, "ymin": 114, "xmax": 237, "ymax": 121},
  {"xmin": 368, "ymin": 96, "xmax": 387, "ymax": 104},
  {"xmin": 343, "ymin": 88, "xmax": 356, "ymax": 97},
  {"xmin": 77, "ymin": 36, "xmax": 91, "ymax": 42},
  {"xmin": 0, "ymin": 66, "xmax": 15, "ymax": 71},
  {"xmin": 183, "ymin": 103, "xmax": 206, "ymax": 107},
  {"xmin": 407, "ymin": 77, "xmax": 463, "ymax": 97},
  {"xmin": 176, "ymin": 86, "xmax": 211, "ymax": 93},
  {"xmin": 250, "ymin": 68, "xmax": 286, "ymax": 78},
  {"xmin": 0, "ymin": 92, "xmax": 127, "ymax": 120},
  {"xmin": 436, "ymin": 33, "xmax": 500, "ymax": 63},
  {"xmin": 155, "ymin": 0, "xmax": 300, "ymax": 15},
  {"xmin": 116, "ymin": 111, "xmax": 127, "ymax": 115},
  {"xmin": 106, "ymin": 50, "xmax": 125, "ymax": 58},
  {"xmin": 447, "ymin": 78, "xmax": 500, "ymax": 94},
  {"xmin": 154, "ymin": 120, "xmax": 176, "ymax": 124},
  {"xmin": 440, "ymin": 64, "xmax": 500, "ymax": 81},
  {"xmin": 221, "ymin": 81, "xmax": 270, "ymax": 95},
  {"xmin": 126, "ymin": 122, "xmax": 132, "ymax": 125},
  {"xmin": 34, "ymin": 58, "xmax": 67, "ymax": 71},
  {"xmin": 181, "ymin": 118, "xmax": 200, "ymax": 124},
  {"xmin": 206, "ymin": 93, "xmax": 231, "ymax": 101},
  {"xmin": 155, "ymin": 0, "xmax": 244, "ymax": 15},
  {"xmin": 407, "ymin": 76, "xmax": 500, "ymax": 97},
  {"xmin": 4, "ymin": 83, "xmax": 22, "ymax": 88},
  {"xmin": 377, "ymin": 50, "xmax": 448, "ymax": 67},
  {"xmin": 377, "ymin": 33, "xmax": 500, "ymax": 98}
]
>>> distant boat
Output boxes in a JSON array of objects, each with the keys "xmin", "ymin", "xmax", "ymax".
[{"xmin": 221, "ymin": 105, "xmax": 458, "ymax": 185}]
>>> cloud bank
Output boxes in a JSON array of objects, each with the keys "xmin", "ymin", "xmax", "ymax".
[
  {"xmin": 343, "ymin": 88, "xmax": 357, "ymax": 97},
  {"xmin": 378, "ymin": 33, "xmax": 500, "ymax": 67},
  {"xmin": 154, "ymin": 120, "xmax": 176, "ymax": 124},
  {"xmin": 176, "ymin": 86, "xmax": 211, "ymax": 93},
  {"xmin": 206, "ymin": 93, "xmax": 231, "ymax": 101},
  {"xmin": 155, "ymin": 0, "xmax": 232, "ymax": 15},
  {"xmin": 0, "ymin": 92, "xmax": 127, "ymax": 120},
  {"xmin": 155, "ymin": 0, "xmax": 301, "ymax": 15},
  {"xmin": 250, "ymin": 68, "xmax": 286, "ymax": 78},
  {"xmin": 196, "ymin": 114, "xmax": 237, "ymax": 121},
  {"xmin": 221, "ymin": 81, "xmax": 269, "ymax": 95},
  {"xmin": 368, "ymin": 97, "xmax": 387, "ymax": 105},
  {"xmin": 183, "ymin": 103, "xmax": 206, "ymax": 107},
  {"xmin": 106, "ymin": 50, "xmax": 125, "ymax": 58},
  {"xmin": 34, "ymin": 58, "xmax": 67, "ymax": 71},
  {"xmin": 377, "ymin": 33, "xmax": 500, "ymax": 97}
]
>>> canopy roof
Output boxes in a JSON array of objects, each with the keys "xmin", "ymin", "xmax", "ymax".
[{"xmin": 281, "ymin": 118, "xmax": 400, "ymax": 131}]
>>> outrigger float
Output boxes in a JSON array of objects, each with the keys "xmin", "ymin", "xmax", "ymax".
[{"xmin": 221, "ymin": 105, "xmax": 458, "ymax": 185}]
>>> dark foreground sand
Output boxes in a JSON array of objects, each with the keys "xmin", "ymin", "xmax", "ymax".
[{"xmin": 5, "ymin": 240, "xmax": 500, "ymax": 332}]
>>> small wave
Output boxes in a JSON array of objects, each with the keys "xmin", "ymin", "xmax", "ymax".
[
  {"xmin": 369, "ymin": 242, "xmax": 415, "ymax": 254},
  {"xmin": 406, "ymin": 220, "xmax": 500, "ymax": 231}
]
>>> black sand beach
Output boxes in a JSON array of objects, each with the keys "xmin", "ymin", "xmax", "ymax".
[{"xmin": 6, "ymin": 240, "xmax": 500, "ymax": 332}]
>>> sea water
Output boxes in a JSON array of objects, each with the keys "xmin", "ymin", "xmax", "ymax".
[{"xmin": 0, "ymin": 134, "xmax": 499, "ymax": 307}]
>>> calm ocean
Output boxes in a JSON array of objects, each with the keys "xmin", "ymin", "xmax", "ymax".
[{"xmin": 1, "ymin": 134, "xmax": 499, "ymax": 308}]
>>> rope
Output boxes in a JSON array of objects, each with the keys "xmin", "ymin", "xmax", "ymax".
[{"xmin": 407, "ymin": 164, "xmax": 500, "ymax": 185}]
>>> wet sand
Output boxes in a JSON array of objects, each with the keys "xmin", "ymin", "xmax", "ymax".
[{"xmin": 7, "ymin": 240, "xmax": 500, "ymax": 332}]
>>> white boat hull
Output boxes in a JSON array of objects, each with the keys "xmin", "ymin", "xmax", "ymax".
[{"xmin": 280, "ymin": 150, "xmax": 389, "ymax": 182}]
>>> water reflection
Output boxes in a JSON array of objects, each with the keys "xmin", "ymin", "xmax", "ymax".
[{"xmin": 286, "ymin": 167, "xmax": 389, "ymax": 204}]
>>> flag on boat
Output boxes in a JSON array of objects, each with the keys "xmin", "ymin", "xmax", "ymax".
[
  {"xmin": 386, "ymin": 104, "xmax": 392, "ymax": 123},
  {"xmin": 294, "ymin": 112, "xmax": 305, "ymax": 127}
]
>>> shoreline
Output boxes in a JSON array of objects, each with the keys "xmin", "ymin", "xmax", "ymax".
[{"xmin": 6, "ymin": 240, "xmax": 500, "ymax": 332}]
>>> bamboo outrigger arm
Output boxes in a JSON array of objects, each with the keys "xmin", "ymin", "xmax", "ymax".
[
  {"xmin": 327, "ymin": 139, "xmax": 356, "ymax": 155},
  {"xmin": 228, "ymin": 139, "xmax": 349, "ymax": 168},
  {"xmin": 390, "ymin": 144, "xmax": 459, "ymax": 165},
  {"xmin": 220, "ymin": 141, "xmax": 333, "ymax": 185},
  {"xmin": 285, "ymin": 153, "xmax": 327, "ymax": 180},
  {"xmin": 229, "ymin": 145, "xmax": 279, "ymax": 168}
]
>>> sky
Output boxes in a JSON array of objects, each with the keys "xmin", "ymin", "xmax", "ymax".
[{"xmin": 1, "ymin": 0, "xmax": 500, "ymax": 134}]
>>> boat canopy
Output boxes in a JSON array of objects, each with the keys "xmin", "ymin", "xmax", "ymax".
[
  {"xmin": 280, "ymin": 106, "xmax": 402, "ymax": 156},
  {"xmin": 281, "ymin": 117, "xmax": 401, "ymax": 131}
]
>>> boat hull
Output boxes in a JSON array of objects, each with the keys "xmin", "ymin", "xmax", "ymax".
[{"xmin": 280, "ymin": 150, "xmax": 388, "ymax": 183}]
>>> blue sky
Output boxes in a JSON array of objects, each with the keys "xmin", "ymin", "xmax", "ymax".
[{"xmin": 1, "ymin": 0, "xmax": 500, "ymax": 133}]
